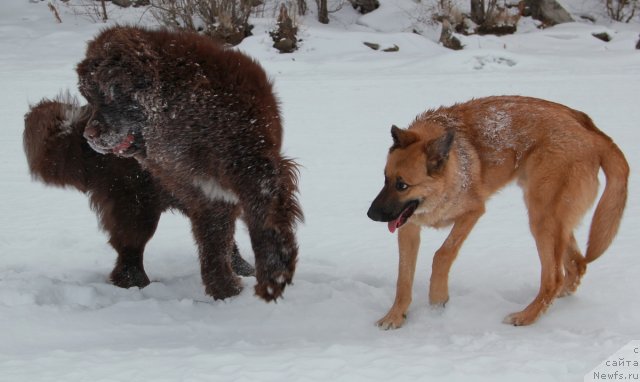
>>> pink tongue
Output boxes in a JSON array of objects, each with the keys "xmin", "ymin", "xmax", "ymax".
[
  {"xmin": 388, "ymin": 218, "xmax": 401, "ymax": 234},
  {"xmin": 113, "ymin": 134, "xmax": 134, "ymax": 153}
]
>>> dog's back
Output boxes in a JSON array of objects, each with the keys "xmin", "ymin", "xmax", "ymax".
[{"xmin": 413, "ymin": 96, "xmax": 626, "ymax": 194}]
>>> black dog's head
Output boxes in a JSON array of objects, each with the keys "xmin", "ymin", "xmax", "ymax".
[
  {"xmin": 79, "ymin": 92, "xmax": 146, "ymax": 158},
  {"xmin": 76, "ymin": 26, "xmax": 158, "ymax": 158}
]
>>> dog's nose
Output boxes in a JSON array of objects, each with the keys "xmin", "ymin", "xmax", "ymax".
[
  {"xmin": 84, "ymin": 120, "xmax": 100, "ymax": 140},
  {"xmin": 367, "ymin": 204, "xmax": 382, "ymax": 221}
]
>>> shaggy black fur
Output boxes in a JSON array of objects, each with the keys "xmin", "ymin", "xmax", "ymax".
[{"xmin": 76, "ymin": 26, "xmax": 302, "ymax": 301}]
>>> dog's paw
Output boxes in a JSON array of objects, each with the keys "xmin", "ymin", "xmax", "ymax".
[
  {"xmin": 110, "ymin": 265, "xmax": 151, "ymax": 289},
  {"xmin": 429, "ymin": 295, "xmax": 449, "ymax": 309},
  {"xmin": 255, "ymin": 271, "xmax": 292, "ymax": 302},
  {"xmin": 429, "ymin": 283, "xmax": 450, "ymax": 307},
  {"xmin": 558, "ymin": 280, "xmax": 580, "ymax": 298},
  {"xmin": 557, "ymin": 288, "xmax": 574, "ymax": 298},
  {"xmin": 205, "ymin": 276, "xmax": 243, "ymax": 300},
  {"xmin": 376, "ymin": 312, "xmax": 407, "ymax": 330},
  {"xmin": 502, "ymin": 311, "xmax": 539, "ymax": 326},
  {"xmin": 231, "ymin": 254, "xmax": 255, "ymax": 277}
]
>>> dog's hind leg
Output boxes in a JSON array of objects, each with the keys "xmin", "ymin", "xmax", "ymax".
[
  {"xmin": 504, "ymin": 161, "xmax": 589, "ymax": 325},
  {"xmin": 97, "ymin": 194, "xmax": 163, "ymax": 289},
  {"xmin": 109, "ymin": 238, "xmax": 155, "ymax": 289},
  {"xmin": 559, "ymin": 234, "xmax": 586, "ymax": 297},
  {"xmin": 504, "ymin": 211, "xmax": 567, "ymax": 326},
  {"xmin": 190, "ymin": 201, "xmax": 243, "ymax": 300}
]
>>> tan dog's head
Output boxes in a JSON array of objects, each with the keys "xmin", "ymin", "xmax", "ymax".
[{"xmin": 367, "ymin": 125, "xmax": 455, "ymax": 233}]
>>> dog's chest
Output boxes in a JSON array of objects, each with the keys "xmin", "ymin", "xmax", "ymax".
[
  {"xmin": 411, "ymin": 209, "xmax": 457, "ymax": 229},
  {"xmin": 192, "ymin": 177, "xmax": 239, "ymax": 204}
]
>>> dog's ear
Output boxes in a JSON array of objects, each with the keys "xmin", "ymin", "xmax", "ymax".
[
  {"xmin": 390, "ymin": 125, "xmax": 419, "ymax": 151},
  {"xmin": 425, "ymin": 129, "xmax": 455, "ymax": 175}
]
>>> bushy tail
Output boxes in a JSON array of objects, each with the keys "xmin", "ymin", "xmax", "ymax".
[
  {"xmin": 23, "ymin": 93, "xmax": 91, "ymax": 190},
  {"xmin": 584, "ymin": 132, "xmax": 629, "ymax": 263}
]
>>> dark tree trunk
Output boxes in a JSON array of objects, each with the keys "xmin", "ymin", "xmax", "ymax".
[
  {"xmin": 101, "ymin": 0, "xmax": 108, "ymax": 21},
  {"xmin": 297, "ymin": 0, "xmax": 307, "ymax": 15},
  {"xmin": 317, "ymin": 0, "xmax": 329, "ymax": 24},
  {"xmin": 470, "ymin": 0, "xmax": 485, "ymax": 25}
]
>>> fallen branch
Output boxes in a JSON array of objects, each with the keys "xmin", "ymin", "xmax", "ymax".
[{"xmin": 48, "ymin": 2, "xmax": 62, "ymax": 23}]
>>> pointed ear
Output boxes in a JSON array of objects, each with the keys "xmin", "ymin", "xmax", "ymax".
[
  {"xmin": 425, "ymin": 129, "xmax": 455, "ymax": 175},
  {"xmin": 390, "ymin": 125, "xmax": 419, "ymax": 151}
]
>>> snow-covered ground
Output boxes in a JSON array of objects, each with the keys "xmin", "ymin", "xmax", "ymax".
[{"xmin": 1, "ymin": 1, "xmax": 639, "ymax": 381}]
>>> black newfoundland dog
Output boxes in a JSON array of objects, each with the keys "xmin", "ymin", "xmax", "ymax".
[
  {"xmin": 76, "ymin": 25, "xmax": 303, "ymax": 301},
  {"xmin": 24, "ymin": 94, "xmax": 255, "ymax": 290},
  {"xmin": 76, "ymin": 26, "xmax": 302, "ymax": 301}
]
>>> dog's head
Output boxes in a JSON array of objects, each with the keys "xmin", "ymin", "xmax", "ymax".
[
  {"xmin": 76, "ymin": 27, "xmax": 158, "ymax": 158},
  {"xmin": 79, "ymin": 99, "xmax": 146, "ymax": 158},
  {"xmin": 367, "ymin": 125, "xmax": 455, "ymax": 233}
]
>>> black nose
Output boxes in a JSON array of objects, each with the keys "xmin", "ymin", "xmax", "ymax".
[{"xmin": 367, "ymin": 204, "xmax": 383, "ymax": 221}]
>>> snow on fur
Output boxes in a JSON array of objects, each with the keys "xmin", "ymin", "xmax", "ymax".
[{"xmin": 1, "ymin": 1, "xmax": 639, "ymax": 381}]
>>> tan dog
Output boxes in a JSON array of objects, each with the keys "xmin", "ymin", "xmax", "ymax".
[{"xmin": 367, "ymin": 96, "xmax": 629, "ymax": 329}]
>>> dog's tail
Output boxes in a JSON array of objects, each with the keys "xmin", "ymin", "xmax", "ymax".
[
  {"xmin": 23, "ymin": 92, "xmax": 91, "ymax": 190},
  {"xmin": 582, "ymin": 114, "xmax": 629, "ymax": 263}
]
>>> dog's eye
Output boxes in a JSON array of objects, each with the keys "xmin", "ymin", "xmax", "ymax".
[{"xmin": 396, "ymin": 181, "xmax": 408, "ymax": 191}]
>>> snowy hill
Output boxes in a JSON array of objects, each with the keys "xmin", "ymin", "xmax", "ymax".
[{"xmin": 1, "ymin": 1, "xmax": 639, "ymax": 381}]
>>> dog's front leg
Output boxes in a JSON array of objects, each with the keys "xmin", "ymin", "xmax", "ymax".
[
  {"xmin": 429, "ymin": 208, "xmax": 484, "ymax": 306},
  {"xmin": 377, "ymin": 223, "xmax": 421, "ymax": 330}
]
